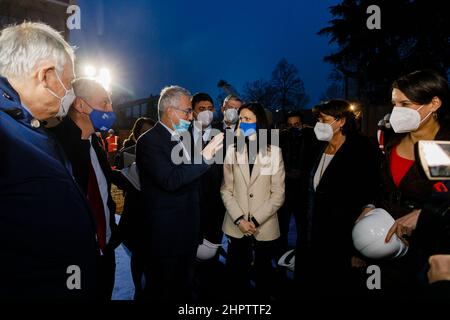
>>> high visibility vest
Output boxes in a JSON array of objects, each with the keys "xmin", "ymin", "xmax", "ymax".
[{"xmin": 106, "ymin": 135, "xmax": 118, "ymax": 153}]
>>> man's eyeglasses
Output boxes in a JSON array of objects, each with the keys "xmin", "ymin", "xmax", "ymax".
[{"xmin": 172, "ymin": 106, "xmax": 193, "ymax": 115}]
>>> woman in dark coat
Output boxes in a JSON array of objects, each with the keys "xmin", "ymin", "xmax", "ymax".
[
  {"xmin": 295, "ymin": 99, "xmax": 382, "ymax": 297},
  {"xmin": 358, "ymin": 69, "xmax": 450, "ymax": 298}
]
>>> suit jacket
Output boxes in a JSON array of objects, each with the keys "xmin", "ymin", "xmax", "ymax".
[
  {"xmin": 136, "ymin": 122, "xmax": 210, "ymax": 257},
  {"xmin": 50, "ymin": 117, "xmax": 118, "ymax": 248},
  {"xmin": 191, "ymin": 123, "xmax": 226, "ymax": 244},
  {"xmin": 0, "ymin": 76, "xmax": 98, "ymax": 300},
  {"xmin": 221, "ymin": 143, "xmax": 285, "ymax": 241}
]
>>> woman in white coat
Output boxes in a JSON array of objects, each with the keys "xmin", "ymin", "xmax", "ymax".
[{"xmin": 221, "ymin": 102, "xmax": 285, "ymax": 300}]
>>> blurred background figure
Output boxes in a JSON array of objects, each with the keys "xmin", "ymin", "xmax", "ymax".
[
  {"xmin": 220, "ymin": 94, "xmax": 243, "ymax": 131},
  {"xmin": 278, "ymin": 111, "xmax": 318, "ymax": 273},
  {"xmin": 115, "ymin": 117, "xmax": 155, "ymax": 169},
  {"xmin": 121, "ymin": 117, "xmax": 155, "ymax": 150},
  {"xmin": 106, "ymin": 128, "xmax": 119, "ymax": 166},
  {"xmin": 115, "ymin": 116, "xmax": 155, "ymax": 300}
]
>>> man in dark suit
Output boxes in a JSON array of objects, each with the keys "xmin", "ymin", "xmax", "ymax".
[
  {"xmin": 50, "ymin": 78, "xmax": 119, "ymax": 300},
  {"xmin": 191, "ymin": 93, "xmax": 226, "ymax": 251},
  {"xmin": 136, "ymin": 86, "xmax": 223, "ymax": 301},
  {"xmin": 0, "ymin": 22, "xmax": 98, "ymax": 300},
  {"xmin": 189, "ymin": 93, "xmax": 228, "ymax": 301}
]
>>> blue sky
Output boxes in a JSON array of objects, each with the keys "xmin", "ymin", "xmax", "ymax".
[{"xmin": 71, "ymin": 0, "xmax": 339, "ymax": 108}]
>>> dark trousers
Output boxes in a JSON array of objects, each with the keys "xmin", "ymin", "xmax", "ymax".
[
  {"xmin": 143, "ymin": 255, "xmax": 195, "ymax": 302},
  {"xmin": 130, "ymin": 252, "xmax": 146, "ymax": 300},
  {"xmin": 277, "ymin": 180, "xmax": 303, "ymax": 258},
  {"xmin": 225, "ymin": 236, "xmax": 278, "ymax": 300},
  {"xmin": 98, "ymin": 246, "xmax": 116, "ymax": 301},
  {"xmin": 193, "ymin": 255, "xmax": 227, "ymax": 302}
]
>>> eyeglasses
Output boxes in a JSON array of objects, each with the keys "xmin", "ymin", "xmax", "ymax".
[{"xmin": 172, "ymin": 106, "xmax": 193, "ymax": 116}]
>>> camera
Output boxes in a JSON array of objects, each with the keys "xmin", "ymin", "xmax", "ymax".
[
  {"xmin": 418, "ymin": 141, "xmax": 450, "ymax": 180},
  {"xmin": 416, "ymin": 140, "xmax": 450, "ymax": 256}
]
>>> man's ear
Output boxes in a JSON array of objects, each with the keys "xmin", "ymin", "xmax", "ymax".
[
  {"xmin": 166, "ymin": 106, "xmax": 173, "ymax": 118},
  {"xmin": 34, "ymin": 60, "xmax": 57, "ymax": 88},
  {"xmin": 71, "ymin": 97, "xmax": 84, "ymax": 113}
]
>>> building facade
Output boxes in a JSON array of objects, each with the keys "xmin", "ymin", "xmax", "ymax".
[{"xmin": 0, "ymin": 0, "xmax": 74, "ymax": 39}]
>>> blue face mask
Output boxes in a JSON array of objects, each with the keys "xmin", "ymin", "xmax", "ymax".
[
  {"xmin": 90, "ymin": 110, "xmax": 117, "ymax": 132},
  {"xmin": 173, "ymin": 118, "xmax": 191, "ymax": 133},
  {"xmin": 239, "ymin": 122, "xmax": 257, "ymax": 137}
]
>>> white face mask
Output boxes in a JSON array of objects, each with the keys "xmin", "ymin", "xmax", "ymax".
[
  {"xmin": 314, "ymin": 119, "xmax": 337, "ymax": 141},
  {"xmin": 46, "ymin": 71, "xmax": 76, "ymax": 118},
  {"xmin": 224, "ymin": 108, "xmax": 238, "ymax": 124},
  {"xmin": 389, "ymin": 105, "xmax": 431, "ymax": 133},
  {"xmin": 197, "ymin": 110, "xmax": 213, "ymax": 127}
]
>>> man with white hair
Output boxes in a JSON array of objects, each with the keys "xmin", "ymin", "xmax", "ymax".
[
  {"xmin": 0, "ymin": 22, "xmax": 98, "ymax": 299},
  {"xmin": 136, "ymin": 85, "xmax": 224, "ymax": 301},
  {"xmin": 221, "ymin": 94, "xmax": 243, "ymax": 131},
  {"xmin": 50, "ymin": 78, "xmax": 119, "ymax": 300}
]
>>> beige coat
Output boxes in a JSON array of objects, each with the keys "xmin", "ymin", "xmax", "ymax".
[{"xmin": 221, "ymin": 143, "xmax": 285, "ymax": 241}]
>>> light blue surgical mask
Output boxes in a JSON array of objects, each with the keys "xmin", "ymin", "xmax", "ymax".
[
  {"xmin": 172, "ymin": 110, "xmax": 191, "ymax": 133},
  {"xmin": 173, "ymin": 118, "xmax": 191, "ymax": 133}
]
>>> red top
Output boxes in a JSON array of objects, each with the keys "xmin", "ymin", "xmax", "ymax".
[{"xmin": 390, "ymin": 146, "xmax": 414, "ymax": 188}]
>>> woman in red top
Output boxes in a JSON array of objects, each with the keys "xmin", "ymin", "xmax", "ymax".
[
  {"xmin": 390, "ymin": 145, "xmax": 414, "ymax": 188},
  {"xmin": 357, "ymin": 69, "xmax": 450, "ymax": 297}
]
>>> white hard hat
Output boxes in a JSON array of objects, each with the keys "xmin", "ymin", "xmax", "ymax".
[
  {"xmin": 278, "ymin": 249, "xmax": 295, "ymax": 272},
  {"xmin": 352, "ymin": 208, "xmax": 408, "ymax": 259},
  {"xmin": 196, "ymin": 239, "xmax": 221, "ymax": 261}
]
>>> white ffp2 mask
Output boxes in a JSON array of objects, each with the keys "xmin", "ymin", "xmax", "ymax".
[
  {"xmin": 224, "ymin": 108, "xmax": 238, "ymax": 124},
  {"xmin": 197, "ymin": 110, "xmax": 213, "ymax": 127},
  {"xmin": 46, "ymin": 71, "xmax": 75, "ymax": 118},
  {"xmin": 389, "ymin": 105, "xmax": 431, "ymax": 133},
  {"xmin": 314, "ymin": 119, "xmax": 337, "ymax": 141}
]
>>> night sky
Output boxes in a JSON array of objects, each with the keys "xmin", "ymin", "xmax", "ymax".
[{"xmin": 71, "ymin": 0, "xmax": 339, "ymax": 108}]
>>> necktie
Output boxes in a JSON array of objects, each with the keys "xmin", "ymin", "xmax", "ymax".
[
  {"xmin": 87, "ymin": 161, "xmax": 107, "ymax": 251},
  {"xmin": 201, "ymin": 131, "xmax": 206, "ymax": 149}
]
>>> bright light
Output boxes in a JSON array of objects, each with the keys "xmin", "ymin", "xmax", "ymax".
[
  {"xmin": 84, "ymin": 65, "xmax": 96, "ymax": 78},
  {"xmin": 423, "ymin": 142, "xmax": 450, "ymax": 166},
  {"xmin": 97, "ymin": 68, "xmax": 111, "ymax": 91},
  {"xmin": 350, "ymin": 104, "xmax": 355, "ymax": 111},
  {"xmin": 82, "ymin": 65, "xmax": 112, "ymax": 91}
]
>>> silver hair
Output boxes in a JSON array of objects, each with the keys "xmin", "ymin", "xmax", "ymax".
[
  {"xmin": 223, "ymin": 94, "xmax": 243, "ymax": 106},
  {"xmin": 158, "ymin": 85, "xmax": 191, "ymax": 120},
  {"xmin": 72, "ymin": 77, "xmax": 106, "ymax": 101},
  {"xmin": 0, "ymin": 22, "xmax": 75, "ymax": 79}
]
